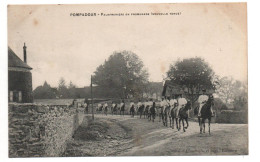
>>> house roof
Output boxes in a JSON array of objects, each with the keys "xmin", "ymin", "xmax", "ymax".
[
  {"xmin": 8, "ymin": 47, "xmax": 32, "ymax": 70},
  {"xmin": 162, "ymin": 80, "xmax": 184, "ymax": 96},
  {"xmin": 162, "ymin": 80, "xmax": 215, "ymax": 96}
]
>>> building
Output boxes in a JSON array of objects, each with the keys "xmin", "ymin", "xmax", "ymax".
[
  {"xmin": 162, "ymin": 80, "xmax": 215, "ymax": 98},
  {"xmin": 8, "ymin": 43, "xmax": 33, "ymax": 103},
  {"xmin": 162, "ymin": 80, "xmax": 185, "ymax": 98}
]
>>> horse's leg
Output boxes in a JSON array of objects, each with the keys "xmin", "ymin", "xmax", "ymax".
[
  {"xmin": 167, "ymin": 115, "xmax": 169, "ymax": 127},
  {"xmin": 208, "ymin": 118, "xmax": 211, "ymax": 135},
  {"xmin": 163, "ymin": 114, "xmax": 165, "ymax": 126},
  {"xmin": 203, "ymin": 119, "xmax": 206, "ymax": 133},
  {"xmin": 185, "ymin": 118, "xmax": 189, "ymax": 129},
  {"xmin": 178, "ymin": 118, "xmax": 181, "ymax": 131},
  {"xmin": 169, "ymin": 115, "xmax": 172, "ymax": 127},
  {"xmin": 172, "ymin": 117, "xmax": 174, "ymax": 129},
  {"xmin": 200, "ymin": 118, "xmax": 202, "ymax": 134},
  {"xmin": 182, "ymin": 119, "xmax": 185, "ymax": 132},
  {"xmin": 162, "ymin": 114, "xmax": 165, "ymax": 126},
  {"xmin": 175, "ymin": 118, "xmax": 178, "ymax": 130}
]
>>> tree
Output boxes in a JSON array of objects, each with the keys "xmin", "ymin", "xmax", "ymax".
[
  {"xmin": 68, "ymin": 81, "xmax": 77, "ymax": 98},
  {"xmin": 58, "ymin": 77, "xmax": 69, "ymax": 98},
  {"xmin": 143, "ymin": 82, "xmax": 163, "ymax": 99},
  {"xmin": 216, "ymin": 76, "xmax": 248, "ymax": 110},
  {"xmin": 33, "ymin": 81, "xmax": 56, "ymax": 99},
  {"xmin": 215, "ymin": 76, "xmax": 235, "ymax": 104},
  {"xmin": 167, "ymin": 57, "xmax": 216, "ymax": 107},
  {"xmin": 92, "ymin": 51, "xmax": 149, "ymax": 99}
]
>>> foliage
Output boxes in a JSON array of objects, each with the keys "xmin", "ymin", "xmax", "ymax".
[
  {"xmin": 92, "ymin": 51, "xmax": 149, "ymax": 99},
  {"xmin": 33, "ymin": 81, "xmax": 56, "ymax": 99},
  {"xmin": 143, "ymin": 82, "xmax": 163, "ymax": 99},
  {"xmin": 215, "ymin": 76, "xmax": 247, "ymax": 110},
  {"xmin": 58, "ymin": 77, "xmax": 69, "ymax": 98},
  {"xmin": 33, "ymin": 79, "xmax": 78, "ymax": 99},
  {"xmin": 68, "ymin": 81, "xmax": 77, "ymax": 98}
]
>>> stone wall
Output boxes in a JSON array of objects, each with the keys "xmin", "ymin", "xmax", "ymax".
[{"xmin": 9, "ymin": 103, "xmax": 85, "ymax": 157}]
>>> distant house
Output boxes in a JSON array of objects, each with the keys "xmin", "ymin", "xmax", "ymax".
[
  {"xmin": 162, "ymin": 80, "xmax": 215, "ymax": 98},
  {"xmin": 162, "ymin": 80, "xmax": 185, "ymax": 98},
  {"xmin": 8, "ymin": 43, "xmax": 33, "ymax": 103}
]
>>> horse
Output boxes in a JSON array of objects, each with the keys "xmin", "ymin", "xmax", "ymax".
[
  {"xmin": 169, "ymin": 103, "xmax": 179, "ymax": 129},
  {"xmin": 158, "ymin": 106, "xmax": 163, "ymax": 122},
  {"xmin": 195, "ymin": 96, "xmax": 214, "ymax": 134},
  {"xmin": 138, "ymin": 105, "xmax": 145, "ymax": 118},
  {"xmin": 104, "ymin": 106, "xmax": 108, "ymax": 116},
  {"xmin": 148, "ymin": 102, "xmax": 156, "ymax": 122},
  {"xmin": 178, "ymin": 101, "xmax": 192, "ymax": 132},
  {"xmin": 130, "ymin": 105, "xmax": 135, "ymax": 117},
  {"xmin": 144, "ymin": 105, "xmax": 150, "ymax": 118},
  {"xmin": 112, "ymin": 104, "xmax": 118, "ymax": 115},
  {"xmin": 162, "ymin": 105, "xmax": 170, "ymax": 127},
  {"xmin": 120, "ymin": 104, "xmax": 125, "ymax": 116},
  {"xmin": 97, "ymin": 105, "xmax": 103, "ymax": 114}
]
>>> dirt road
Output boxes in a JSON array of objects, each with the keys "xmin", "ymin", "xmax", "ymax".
[{"xmin": 63, "ymin": 114, "xmax": 248, "ymax": 156}]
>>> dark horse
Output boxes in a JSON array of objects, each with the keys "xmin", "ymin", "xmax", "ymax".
[
  {"xmin": 112, "ymin": 104, "xmax": 118, "ymax": 115},
  {"xmin": 178, "ymin": 101, "xmax": 192, "ymax": 132},
  {"xmin": 148, "ymin": 102, "xmax": 156, "ymax": 122},
  {"xmin": 138, "ymin": 105, "xmax": 145, "ymax": 118},
  {"xmin": 169, "ymin": 103, "xmax": 178, "ymax": 129},
  {"xmin": 130, "ymin": 105, "xmax": 135, "ymax": 117},
  {"xmin": 162, "ymin": 105, "xmax": 170, "ymax": 127},
  {"xmin": 194, "ymin": 97, "xmax": 214, "ymax": 134},
  {"xmin": 120, "ymin": 103, "xmax": 125, "ymax": 116},
  {"xmin": 144, "ymin": 105, "xmax": 150, "ymax": 119},
  {"xmin": 104, "ymin": 106, "xmax": 108, "ymax": 116}
]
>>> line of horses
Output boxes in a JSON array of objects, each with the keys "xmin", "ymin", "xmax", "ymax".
[{"xmin": 94, "ymin": 97, "xmax": 214, "ymax": 134}]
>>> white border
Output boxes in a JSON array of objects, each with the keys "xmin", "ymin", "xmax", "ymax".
[{"xmin": 1, "ymin": 0, "xmax": 259, "ymax": 162}]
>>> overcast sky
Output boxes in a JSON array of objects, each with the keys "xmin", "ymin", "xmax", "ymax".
[{"xmin": 8, "ymin": 3, "xmax": 247, "ymax": 89}]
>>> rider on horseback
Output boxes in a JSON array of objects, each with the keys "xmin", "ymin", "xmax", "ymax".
[
  {"xmin": 97, "ymin": 103, "xmax": 103, "ymax": 112},
  {"xmin": 120, "ymin": 100, "xmax": 125, "ymax": 110},
  {"xmin": 137, "ymin": 99, "xmax": 142, "ymax": 111},
  {"xmin": 176, "ymin": 95, "xmax": 188, "ymax": 118},
  {"xmin": 198, "ymin": 89, "xmax": 214, "ymax": 117},
  {"xmin": 104, "ymin": 102, "xmax": 108, "ymax": 110},
  {"xmin": 162, "ymin": 97, "xmax": 170, "ymax": 113},
  {"xmin": 169, "ymin": 96, "xmax": 178, "ymax": 113},
  {"xmin": 148, "ymin": 99, "xmax": 153, "ymax": 111},
  {"xmin": 130, "ymin": 100, "xmax": 135, "ymax": 111}
]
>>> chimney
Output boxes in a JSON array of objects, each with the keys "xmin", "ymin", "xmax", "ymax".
[{"xmin": 23, "ymin": 43, "xmax": 27, "ymax": 63}]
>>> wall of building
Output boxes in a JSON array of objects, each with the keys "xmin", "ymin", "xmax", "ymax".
[
  {"xmin": 8, "ymin": 70, "xmax": 33, "ymax": 103},
  {"xmin": 8, "ymin": 103, "xmax": 85, "ymax": 157}
]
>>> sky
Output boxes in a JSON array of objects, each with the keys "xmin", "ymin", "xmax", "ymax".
[{"xmin": 8, "ymin": 3, "xmax": 247, "ymax": 89}]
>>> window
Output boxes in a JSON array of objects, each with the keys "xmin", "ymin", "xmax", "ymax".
[
  {"xmin": 10, "ymin": 91, "xmax": 13, "ymax": 102},
  {"xmin": 18, "ymin": 91, "xmax": 22, "ymax": 102}
]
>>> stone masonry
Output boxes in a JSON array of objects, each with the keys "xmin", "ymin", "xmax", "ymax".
[{"xmin": 9, "ymin": 103, "xmax": 85, "ymax": 157}]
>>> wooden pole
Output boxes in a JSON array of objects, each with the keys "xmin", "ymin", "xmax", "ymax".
[{"xmin": 91, "ymin": 75, "xmax": 94, "ymax": 120}]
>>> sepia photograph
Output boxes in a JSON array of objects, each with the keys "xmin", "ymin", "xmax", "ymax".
[{"xmin": 7, "ymin": 3, "xmax": 248, "ymax": 157}]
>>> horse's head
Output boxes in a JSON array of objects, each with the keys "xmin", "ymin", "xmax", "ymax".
[
  {"xmin": 206, "ymin": 95, "xmax": 214, "ymax": 106},
  {"xmin": 185, "ymin": 101, "xmax": 192, "ymax": 110}
]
